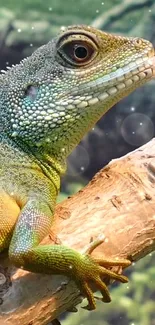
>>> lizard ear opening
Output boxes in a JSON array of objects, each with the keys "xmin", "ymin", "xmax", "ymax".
[{"xmin": 24, "ymin": 85, "xmax": 38, "ymax": 101}]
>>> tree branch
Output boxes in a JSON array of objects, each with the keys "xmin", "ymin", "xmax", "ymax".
[
  {"xmin": 91, "ymin": 0, "xmax": 154, "ymax": 30},
  {"xmin": 0, "ymin": 138, "xmax": 155, "ymax": 325}
]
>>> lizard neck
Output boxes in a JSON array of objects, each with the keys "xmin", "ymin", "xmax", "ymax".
[
  {"xmin": 1, "ymin": 134, "xmax": 63, "ymax": 194},
  {"xmin": 32, "ymin": 149, "xmax": 67, "ymax": 193}
]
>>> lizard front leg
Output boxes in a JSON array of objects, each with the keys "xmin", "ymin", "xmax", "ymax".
[
  {"xmin": 0, "ymin": 191, "xmax": 20, "ymax": 252},
  {"xmin": 9, "ymin": 197, "xmax": 131, "ymax": 310}
]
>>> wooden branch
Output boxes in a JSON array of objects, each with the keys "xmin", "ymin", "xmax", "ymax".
[
  {"xmin": 1, "ymin": 138, "xmax": 155, "ymax": 325},
  {"xmin": 0, "ymin": 22, "xmax": 14, "ymax": 53}
]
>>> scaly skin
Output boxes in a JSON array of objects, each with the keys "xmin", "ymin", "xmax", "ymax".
[{"xmin": 0, "ymin": 25, "xmax": 155, "ymax": 311}]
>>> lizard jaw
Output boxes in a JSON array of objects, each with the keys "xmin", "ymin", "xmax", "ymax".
[{"xmin": 55, "ymin": 53, "xmax": 155, "ymax": 112}]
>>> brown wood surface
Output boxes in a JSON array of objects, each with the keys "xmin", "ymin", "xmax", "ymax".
[{"xmin": 0, "ymin": 138, "xmax": 155, "ymax": 325}]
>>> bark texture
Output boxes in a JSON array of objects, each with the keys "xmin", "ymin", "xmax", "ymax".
[{"xmin": 0, "ymin": 138, "xmax": 155, "ymax": 325}]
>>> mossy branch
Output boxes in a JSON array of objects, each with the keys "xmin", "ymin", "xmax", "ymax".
[{"xmin": 91, "ymin": 0, "xmax": 154, "ymax": 30}]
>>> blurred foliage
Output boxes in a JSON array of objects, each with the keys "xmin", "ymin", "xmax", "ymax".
[
  {"xmin": 0, "ymin": 0, "xmax": 113, "ymax": 53},
  {"xmin": 0, "ymin": 1, "xmax": 155, "ymax": 325}
]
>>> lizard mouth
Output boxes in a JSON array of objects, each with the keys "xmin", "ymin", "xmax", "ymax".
[
  {"xmin": 78, "ymin": 49, "xmax": 155, "ymax": 97},
  {"xmin": 56, "ymin": 49, "xmax": 155, "ymax": 108},
  {"xmin": 98, "ymin": 52, "xmax": 155, "ymax": 101},
  {"xmin": 72, "ymin": 50, "xmax": 155, "ymax": 108}
]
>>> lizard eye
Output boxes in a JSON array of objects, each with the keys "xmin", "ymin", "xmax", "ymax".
[
  {"xmin": 74, "ymin": 45, "xmax": 88, "ymax": 60},
  {"xmin": 60, "ymin": 41, "xmax": 94, "ymax": 64},
  {"xmin": 57, "ymin": 33, "xmax": 98, "ymax": 67}
]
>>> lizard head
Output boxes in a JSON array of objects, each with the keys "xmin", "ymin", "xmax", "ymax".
[{"xmin": 1, "ymin": 25, "xmax": 155, "ymax": 161}]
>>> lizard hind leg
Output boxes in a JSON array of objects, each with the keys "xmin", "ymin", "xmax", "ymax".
[{"xmin": 8, "ymin": 198, "xmax": 54, "ymax": 267}]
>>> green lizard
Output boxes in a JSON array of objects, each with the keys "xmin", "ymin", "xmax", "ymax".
[{"xmin": 0, "ymin": 25, "xmax": 155, "ymax": 313}]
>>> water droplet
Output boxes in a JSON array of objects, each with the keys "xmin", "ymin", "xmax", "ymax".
[
  {"xmin": 12, "ymin": 131, "xmax": 18, "ymax": 137},
  {"xmin": 138, "ymin": 191, "xmax": 144, "ymax": 199},
  {"xmin": 66, "ymin": 144, "xmax": 90, "ymax": 177},
  {"xmin": 98, "ymin": 234, "xmax": 105, "ymax": 241},
  {"xmin": 17, "ymin": 28, "xmax": 21, "ymax": 33},
  {"xmin": 121, "ymin": 113, "xmax": 154, "ymax": 146},
  {"xmin": 60, "ymin": 26, "xmax": 66, "ymax": 32}
]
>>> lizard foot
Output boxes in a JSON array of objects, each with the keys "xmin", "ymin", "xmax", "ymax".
[{"xmin": 76, "ymin": 235, "xmax": 131, "ymax": 310}]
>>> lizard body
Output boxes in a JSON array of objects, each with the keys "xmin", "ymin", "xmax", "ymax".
[{"xmin": 0, "ymin": 25, "xmax": 155, "ymax": 311}]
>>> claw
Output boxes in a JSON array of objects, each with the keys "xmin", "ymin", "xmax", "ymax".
[
  {"xmin": 82, "ymin": 304, "xmax": 94, "ymax": 311},
  {"xmin": 67, "ymin": 306, "xmax": 78, "ymax": 313},
  {"xmin": 52, "ymin": 319, "xmax": 61, "ymax": 325},
  {"xmin": 94, "ymin": 295, "xmax": 111, "ymax": 303},
  {"xmin": 81, "ymin": 282, "xmax": 96, "ymax": 310},
  {"xmin": 98, "ymin": 266, "xmax": 129, "ymax": 283},
  {"xmin": 77, "ymin": 236, "xmax": 131, "ymax": 310}
]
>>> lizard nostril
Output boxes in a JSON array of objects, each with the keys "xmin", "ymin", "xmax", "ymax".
[{"xmin": 134, "ymin": 38, "xmax": 143, "ymax": 46}]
